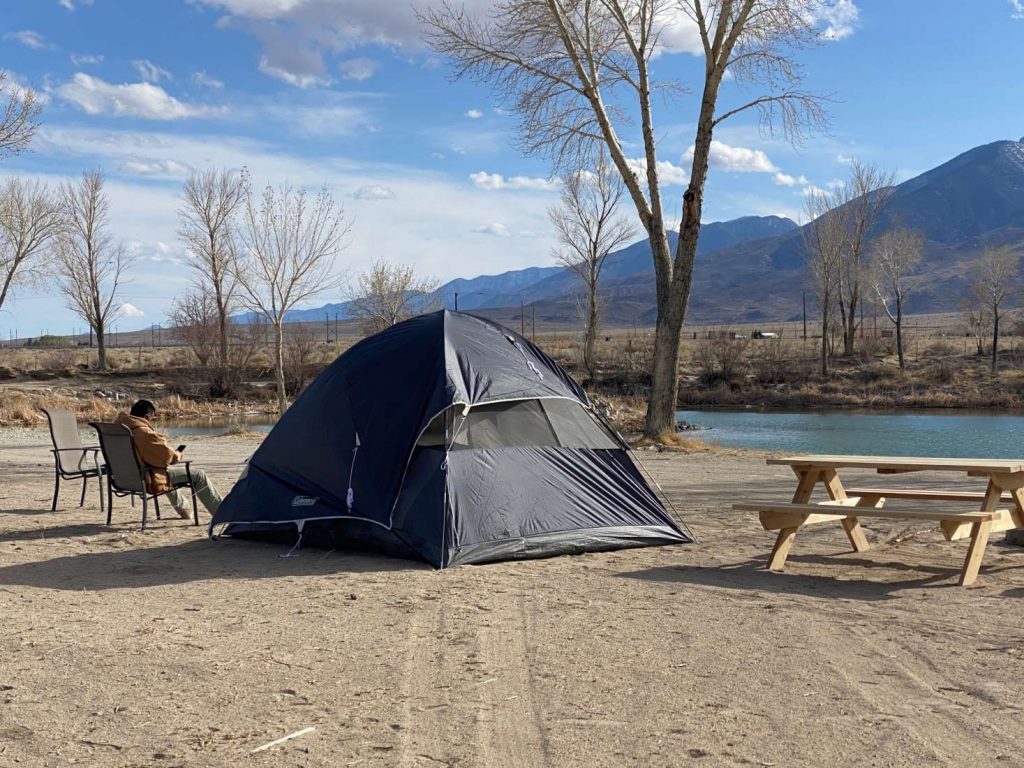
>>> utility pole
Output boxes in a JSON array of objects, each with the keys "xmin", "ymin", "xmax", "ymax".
[
  {"xmin": 802, "ymin": 291, "xmax": 807, "ymax": 340},
  {"xmin": 531, "ymin": 303, "xmax": 536, "ymax": 342},
  {"xmin": 454, "ymin": 292, "xmax": 459, "ymax": 312},
  {"xmin": 325, "ymin": 313, "xmax": 330, "ymax": 343},
  {"xmin": 520, "ymin": 299, "xmax": 525, "ymax": 337}
]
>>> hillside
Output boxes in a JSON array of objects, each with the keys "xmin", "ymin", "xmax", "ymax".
[{"xmin": 246, "ymin": 138, "xmax": 1024, "ymax": 328}]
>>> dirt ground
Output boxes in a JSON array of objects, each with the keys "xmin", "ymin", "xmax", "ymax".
[{"xmin": 1, "ymin": 430, "xmax": 1023, "ymax": 767}]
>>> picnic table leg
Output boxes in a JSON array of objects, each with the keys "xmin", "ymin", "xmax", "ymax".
[
  {"xmin": 942, "ymin": 479, "xmax": 1003, "ymax": 540},
  {"xmin": 959, "ymin": 519, "xmax": 993, "ymax": 586},
  {"xmin": 768, "ymin": 527, "xmax": 799, "ymax": 571},
  {"xmin": 790, "ymin": 468, "xmax": 821, "ymax": 503},
  {"xmin": 766, "ymin": 468, "xmax": 822, "ymax": 571},
  {"xmin": 821, "ymin": 468, "xmax": 871, "ymax": 553}
]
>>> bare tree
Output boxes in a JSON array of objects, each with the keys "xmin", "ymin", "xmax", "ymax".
[
  {"xmin": 832, "ymin": 159, "xmax": 897, "ymax": 356},
  {"xmin": 234, "ymin": 177, "xmax": 349, "ymax": 413},
  {"xmin": 0, "ymin": 178, "xmax": 63, "ymax": 314},
  {"xmin": 0, "ymin": 71, "xmax": 43, "ymax": 159},
  {"xmin": 550, "ymin": 157, "xmax": 634, "ymax": 381},
  {"xmin": 970, "ymin": 245, "xmax": 1020, "ymax": 374},
  {"xmin": 802, "ymin": 189, "xmax": 843, "ymax": 376},
  {"xmin": 349, "ymin": 258, "xmax": 441, "ymax": 334},
  {"xmin": 55, "ymin": 171, "xmax": 132, "ymax": 370},
  {"xmin": 869, "ymin": 226, "xmax": 923, "ymax": 370},
  {"xmin": 178, "ymin": 169, "xmax": 245, "ymax": 370},
  {"xmin": 423, "ymin": 0, "xmax": 829, "ymax": 437},
  {"xmin": 168, "ymin": 288, "xmax": 219, "ymax": 366}
]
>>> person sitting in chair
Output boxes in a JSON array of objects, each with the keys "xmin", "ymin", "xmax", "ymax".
[{"xmin": 114, "ymin": 399, "xmax": 222, "ymax": 518}]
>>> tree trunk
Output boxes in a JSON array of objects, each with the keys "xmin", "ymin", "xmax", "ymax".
[
  {"xmin": 820, "ymin": 296, "xmax": 829, "ymax": 376},
  {"xmin": 274, "ymin": 321, "xmax": 287, "ymax": 414},
  {"xmin": 584, "ymin": 285, "xmax": 598, "ymax": 383},
  {"xmin": 991, "ymin": 310, "xmax": 1000, "ymax": 375},
  {"xmin": 895, "ymin": 296, "xmax": 905, "ymax": 370},
  {"xmin": 217, "ymin": 297, "xmax": 229, "ymax": 369},
  {"xmin": 95, "ymin": 323, "xmax": 106, "ymax": 371},
  {"xmin": 842, "ymin": 291, "xmax": 857, "ymax": 357}
]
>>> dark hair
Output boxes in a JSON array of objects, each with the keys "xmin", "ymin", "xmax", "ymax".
[{"xmin": 130, "ymin": 399, "xmax": 157, "ymax": 418}]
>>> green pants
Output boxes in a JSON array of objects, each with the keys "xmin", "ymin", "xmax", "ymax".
[{"xmin": 166, "ymin": 466, "xmax": 222, "ymax": 516}]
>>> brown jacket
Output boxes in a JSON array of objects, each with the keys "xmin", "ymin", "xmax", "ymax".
[{"xmin": 113, "ymin": 413, "xmax": 181, "ymax": 493}]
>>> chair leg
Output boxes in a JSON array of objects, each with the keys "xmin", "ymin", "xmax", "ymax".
[
  {"xmin": 51, "ymin": 470, "xmax": 60, "ymax": 512},
  {"xmin": 141, "ymin": 495, "xmax": 148, "ymax": 531},
  {"xmin": 153, "ymin": 493, "xmax": 161, "ymax": 520},
  {"xmin": 97, "ymin": 474, "xmax": 105, "ymax": 514},
  {"xmin": 79, "ymin": 476, "xmax": 87, "ymax": 507},
  {"xmin": 106, "ymin": 482, "xmax": 113, "ymax": 525}
]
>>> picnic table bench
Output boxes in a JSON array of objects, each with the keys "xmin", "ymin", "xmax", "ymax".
[{"xmin": 733, "ymin": 455, "xmax": 1024, "ymax": 586}]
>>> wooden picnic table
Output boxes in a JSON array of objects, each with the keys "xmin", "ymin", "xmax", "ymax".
[{"xmin": 734, "ymin": 454, "xmax": 1024, "ymax": 586}]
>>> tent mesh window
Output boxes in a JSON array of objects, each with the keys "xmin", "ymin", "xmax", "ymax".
[{"xmin": 417, "ymin": 399, "xmax": 618, "ymax": 450}]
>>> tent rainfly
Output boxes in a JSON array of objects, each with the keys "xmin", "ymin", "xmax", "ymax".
[{"xmin": 210, "ymin": 310, "xmax": 692, "ymax": 566}]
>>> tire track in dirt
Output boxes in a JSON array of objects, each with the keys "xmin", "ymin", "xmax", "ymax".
[
  {"xmin": 473, "ymin": 591, "xmax": 549, "ymax": 767},
  {"xmin": 793, "ymin": 610, "xmax": 1022, "ymax": 764},
  {"xmin": 397, "ymin": 600, "xmax": 460, "ymax": 768}
]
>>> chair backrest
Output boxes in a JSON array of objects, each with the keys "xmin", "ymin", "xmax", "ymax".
[
  {"xmin": 43, "ymin": 407, "xmax": 85, "ymax": 474},
  {"xmin": 90, "ymin": 422, "xmax": 146, "ymax": 494}
]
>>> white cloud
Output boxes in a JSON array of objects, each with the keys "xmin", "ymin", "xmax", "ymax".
[
  {"xmin": 4, "ymin": 30, "xmax": 50, "ymax": 50},
  {"xmin": 59, "ymin": 0, "xmax": 94, "ymax": 9},
  {"xmin": 119, "ymin": 158, "xmax": 193, "ymax": 177},
  {"xmin": 192, "ymin": 71, "xmax": 225, "ymax": 89},
  {"xmin": 813, "ymin": 0, "xmax": 860, "ymax": 40},
  {"xmin": 120, "ymin": 303, "xmax": 145, "ymax": 318},
  {"xmin": 132, "ymin": 59, "xmax": 172, "ymax": 83},
  {"xmin": 339, "ymin": 58, "xmax": 377, "ymax": 81},
  {"xmin": 685, "ymin": 140, "xmax": 779, "ymax": 173},
  {"xmin": 259, "ymin": 56, "xmax": 331, "ymax": 88},
  {"xmin": 469, "ymin": 171, "xmax": 560, "ymax": 191},
  {"xmin": 269, "ymin": 102, "xmax": 374, "ymax": 138},
  {"xmin": 353, "ymin": 184, "xmax": 395, "ymax": 200},
  {"xmin": 802, "ymin": 184, "xmax": 828, "ymax": 198},
  {"xmin": 70, "ymin": 53, "xmax": 104, "ymax": 66},
  {"xmin": 57, "ymin": 73, "xmax": 224, "ymax": 120},
  {"xmin": 773, "ymin": 172, "xmax": 810, "ymax": 187},
  {"xmin": 625, "ymin": 158, "xmax": 688, "ymax": 186},
  {"xmin": 1012, "ymin": 0, "xmax": 1024, "ymax": 19},
  {"xmin": 465, "ymin": 109, "xmax": 484, "ymax": 119},
  {"xmin": 473, "ymin": 222, "xmax": 512, "ymax": 237}
]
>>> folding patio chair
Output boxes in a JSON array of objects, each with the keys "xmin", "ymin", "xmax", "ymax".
[
  {"xmin": 43, "ymin": 407, "xmax": 105, "ymax": 513},
  {"xmin": 90, "ymin": 422, "xmax": 199, "ymax": 530}
]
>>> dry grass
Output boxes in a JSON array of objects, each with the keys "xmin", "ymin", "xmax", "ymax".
[{"xmin": 0, "ymin": 389, "xmax": 273, "ymax": 427}]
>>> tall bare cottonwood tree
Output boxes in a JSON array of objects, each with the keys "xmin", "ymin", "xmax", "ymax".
[
  {"xmin": 832, "ymin": 159, "xmax": 896, "ymax": 356},
  {"xmin": 802, "ymin": 189, "xmax": 843, "ymax": 376},
  {"xmin": 178, "ymin": 169, "xmax": 245, "ymax": 370},
  {"xmin": 349, "ymin": 258, "xmax": 441, "ymax": 334},
  {"xmin": 0, "ymin": 178, "xmax": 63, "ymax": 314},
  {"xmin": 0, "ymin": 71, "xmax": 42, "ymax": 159},
  {"xmin": 55, "ymin": 171, "xmax": 132, "ymax": 370},
  {"xmin": 550, "ymin": 157, "xmax": 634, "ymax": 382},
  {"xmin": 235, "ymin": 178, "xmax": 349, "ymax": 413},
  {"xmin": 970, "ymin": 245, "xmax": 1020, "ymax": 374},
  {"xmin": 423, "ymin": 0, "xmax": 828, "ymax": 437},
  {"xmin": 869, "ymin": 226, "xmax": 923, "ymax": 370}
]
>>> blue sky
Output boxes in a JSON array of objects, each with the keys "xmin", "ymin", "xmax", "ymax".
[{"xmin": 1, "ymin": 0, "xmax": 1023, "ymax": 337}]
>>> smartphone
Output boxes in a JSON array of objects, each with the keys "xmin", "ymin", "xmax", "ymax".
[{"xmin": 176, "ymin": 444, "xmax": 187, "ymax": 453}]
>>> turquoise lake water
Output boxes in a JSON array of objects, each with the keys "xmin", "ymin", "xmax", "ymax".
[{"xmin": 675, "ymin": 409, "xmax": 1024, "ymax": 458}]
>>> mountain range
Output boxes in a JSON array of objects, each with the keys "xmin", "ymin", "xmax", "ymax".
[{"xmin": 279, "ymin": 137, "xmax": 1024, "ymax": 327}]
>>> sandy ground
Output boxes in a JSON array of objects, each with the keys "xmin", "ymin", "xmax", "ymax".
[{"xmin": 1, "ymin": 430, "xmax": 1024, "ymax": 767}]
